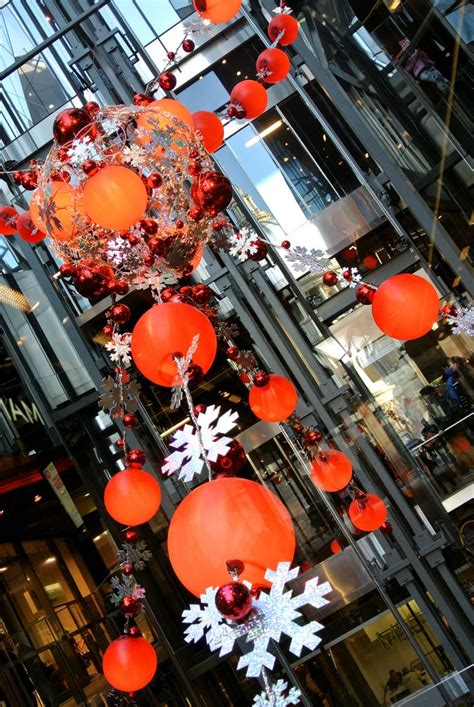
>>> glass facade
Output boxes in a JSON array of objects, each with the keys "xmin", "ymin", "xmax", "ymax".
[{"xmin": 0, "ymin": 0, "xmax": 472, "ymax": 705}]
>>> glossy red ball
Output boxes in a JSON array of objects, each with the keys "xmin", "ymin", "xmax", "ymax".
[
  {"xmin": 355, "ymin": 284, "xmax": 376, "ymax": 305},
  {"xmin": 85, "ymin": 101, "xmax": 100, "ymax": 117},
  {"xmin": 226, "ymin": 346, "xmax": 240, "ymax": 361},
  {"xmin": 53, "ymin": 108, "xmax": 96, "ymax": 145},
  {"xmin": 182, "ymin": 38, "xmax": 195, "ymax": 52},
  {"xmin": 159, "ymin": 71, "xmax": 177, "ymax": 91},
  {"xmin": 120, "ymin": 595, "xmax": 142, "ymax": 616},
  {"xmin": 125, "ymin": 449, "xmax": 147, "ymax": 468},
  {"xmin": 310, "ymin": 450, "xmax": 353, "ymax": 492},
  {"xmin": 348, "ymin": 493, "xmax": 387, "ymax": 532},
  {"xmin": 102, "ymin": 637, "xmax": 157, "ymax": 692},
  {"xmin": 215, "ymin": 582, "xmax": 252, "ymax": 621},
  {"xmin": 210, "ymin": 439, "xmax": 246, "ymax": 476},
  {"xmin": 109, "ymin": 304, "xmax": 131, "ymax": 325},
  {"xmin": 191, "ymin": 171, "xmax": 232, "ymax": 215},
  {"xmin": 253, "ymin": 371, "xmax": 270, "ymax": 387},
  {"xmin": 133, "ymin": 93, "xmax": 154, "ymax": 106},
  {"xmin": 147, "ymin": 172, "xmax": 162, "ymax": 189},
  {"xmin": 123, "ymin": 412, "xmax": 138, "ymax": 429},
  {"xmin": 124, "ymin": 528, "xmax": 139, "ymax": 544},
  {"xmin": 16, "ymin": 211, "xmax": 46, "ymax": 243},
  {"xmin": 60, "ymin": 263, "xmax": 75, "ymax": 278},
  {"xmin": 372, "ymin": 274, "xmax": 439, "ymax": 340},
  {"xmin": 322, "ymin": 271, "xmax": 338, "ymax": 286},
  {"xmin": 249, "ymin": 374, "xmax": 298, "ymax": 423},
  {"xmin": 268, "ymin": 13, "xmax": 299, "ymax": 45},
  {"xmin": 256, "ymin": 47, "xmax": 290, "ymax": 84},
  {"xmin": 0, "ymin": 206, "xmax": 18, "ymax": 235},
  {"xmin": 248, "ymin": 240, "xmax": 268, "ymax": 261}
]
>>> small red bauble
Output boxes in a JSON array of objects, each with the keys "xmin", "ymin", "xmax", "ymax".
[
  {"xmin": 102, "ymin": 324, "xmax": 114, "ymax": 337},
  {"xmin": 247, "ymin": 240, "xmax": 268, "ymax": 261},
  {"xmin": 83, "ymin": 159, "xmax": 98, "ymax": 176},
  {"xmin": 85, "ymin": 101, "xmax": 100, "ymax": 117},
  {"xmin": 441, "ymin": 303, "xmax": 457, "ymax": 317},
  {"xmin": 322, "ymin": 271, "xmax": 338, "ymax": 286},
  {"xmin": 226, "ymin": 346, "xmax": 240, "ymax": 361},
  {"xmin": 109, "ymin": 304, "xmax": 131, "ymax": 325},
  {"xmin": 13, "ymin": 170, "xmax": 24, "ymax": 185},
  {"xmin": 281, "ymin": 240, "xmax": 291, "ymax": 249},
  {"xmin": 21, "ymin": 170, "xmax": 38, "ymax": 190},
  {"xmin": 53, "ymin": 108, "xmax": 96, "ymax": 145},
  {"xmin": 139, "ymin": 217, "xmax": 159, "ymax": 235},
  {"xmin": 188, "ymin": 206, "xmax": 204, "ymax": 221},
  {"xmin": 147, "ymin": 172, "xmax": 162, "ymax": 189},
  {"xmin": 116, "ymin": 439, "xmax": 125, "ymax": 449},
  {"xmin": 159, "ymin": 71, "xmax": 177, "ymax": 91},
  {"xmin": 253, "ymin": 371, "xmax": 270, "ymax": 388},
  {"xmin": 189, "ymin": 161, "xmax": 202, "ymax": 176},
  {"xmin": 187, "ymin": 363, "xmax": 204, "ymax": 387},
  {"xmin": 191, "ymin": 171, "xmax": 232, "ymax": 215},
  {"xmin": 161, "ymin": 286, "xmax": 177, "ymax": 302},
  {"xmin": 115, "ymin": 280, "xmax": 130, "ymax": 296},
  {"xmin": 128, "ymin": 625, "xmax": 141, "ymax": 638},
  {"xmin": 227, "ymin": 105, "xmax": 237, "ymax": 118},
  {"xmin": 305, "ymin": 429, "xmax": 323, "ymax": 444},
  {"xmin": 193, "ymin": 284, "xmax": 212, "ymax": 304},
  {"xmin": 126, "ymin": 449, "xmax": 147, "ymax": 468},
  {"xmin": 123, "ymin": 562, "xmax": 134, "ymax": 575},
  {"xmin": 179, "ymin": 285, "xmax": 194, "ymax": 297},
  {"xmin": 210, "ymin": 439, "xmax": 246, "ymax": 476},
  {"xmin": 133, "ymin": 93, "xmax": 154, "ymax": 106},
  {"xmin": 330, "ymin": 539, "xmax": 342, "ymax": 554},
  {"xmin": 193, "ymin": 403, "xmax": 206, "ymax": 416},
  {"xmin": 215, "ymin": 582, "xmax": 252, "ymax": 621},
  {"xmin": 182, "ymin": 38, "xmax": 195, "ymax": 52},
  {"xmin": 120, "ymin": 595, "xmax": 142, "ymax": 616},
  {"xmin": 363, "ymin": 254, "xmax": 378, "ymax": 270},
  {"xmin": 123, "ymin": 412, "xmax": 138, "ymax": 429},
  {"xmin": 342, "ymin": 269, "xmax": 352, "ymax": 281},
  {"xmin": 355, "ymin": 284, "xmax": 376, "ymax": 305},
  {"xmin": 167, "ymin": 51, "xmax": 176, "ymax": 60},
  {"xmin": 107, "ymin": 279, "xmax": 119, "ymax": 295},
  {"xmin": 341, "ymin": 247, "xmax": 358, "ymax": 264},
  {"xmin": 124, "ymin": 528, "xmax": 139, "ymax": 544},
  {"xmin": 60, "ymin": 263, "xmax": 75, "ymax": 278},
  {"xmin": 175, "ymin": 219, "xmax": 184, "ymax": 229}
]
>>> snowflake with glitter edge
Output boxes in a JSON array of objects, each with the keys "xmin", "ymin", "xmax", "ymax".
[
  {"xmin": 253, "ymin": 680, "xmax": 301, "ymax": 707},
  {"xmin": 284, "ymin": 246, "xmax": 332, "ymax": 274},
  {"xmin": 229, "ymin": 228, "xmax": 259, "ymax": 261},
  {"xmin": 446, "ymin": 306, "xmax": 474, "ymax": 337},
  {"xmin": 337, "ymin": 267, "xmax": 362, "ymax": 288},
  {"xmin": 67, "ymin": 136, "xmax": 98, "ymax": 166},
  {"xmin": 105, "ymin": 333, "xmax": 132, "ymax": 367}
]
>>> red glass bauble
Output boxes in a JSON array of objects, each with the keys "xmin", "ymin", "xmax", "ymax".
[
  {"xmin": 85, "ymin": 101, "xmax": 100, "ymax": 117},
  {"xmin": 355, "ymin": 284, "xmax": 376, "ymax": 305},
  {"xmin": 83, "ymin": 159, "xmax": 98, "ymax": 176},
  {"xmin": 363, "ymin": 254, "xmax": 378, "ymax": 269},
  {"xmin": 188, "ymin": 206, "xmax": 204, "ymax": 221},
  {"xmin": 182, "ymin": 38, "xmax": 195, "ymax": 52},
  {"xmin": 125, "ymin": 449, "xmax": 147, "ymax": 468},
  {"xmin": 348, "ymin": 493, "xmax": 387, "ymax": 531},
  {"xmin": 341, "ymin": 247, "xmax": 358, "ymax": 264},
  {"xmin": 210, "ymin": 439, "xmax": 246, "ymax": 476},
  {"xmin": 120, "ymin": 595, "xmax": 142, "ymax": 616},
  {"xmin": 159, "ymin": 71, "xmax": 177, "ymax": 91},
  {"xmin": 16, "ymin": 211, "xmax": 46, "ymax": 243},
  {"xmin": 253, "ymin": 371, "xmax": 270, "ymax": 387},
  {"xmin": 102, "ymin": 637, "xmax": 157, "ymax": 692},
  {"xmin": 0, "ymin": 206, "xmax": 18, "ymax": 235},
  {"xmin": 168, "ymin": 477, "xmax": 295, "ymax": 596},
  {"xmin": 193, "ymin": 284, "xmax": 212, "ymax": 304},
  {"xmin": 21, "ymin": 170, "xmax": 38, "ymax": 190},
  {"xmin": 249, "ymin": 374, "xmax": 298, "ymax": 423},
  {"xmin": 161, "ymin": 286, "xmax": 177, "ymax": 302},
  {"xmin": 256, "ymin": 48, "xmax": 290, "ymax": 84},
  {"xmin": 109, "ymin": 303, "xmax": 131, "ymax": 325},
  {"xmin": 60, "ymin": 263, "xmax": 75, "ymax": 278},
  {"xmin": 322, "ymin": 271, "xmax": 338, "ymax": 286},
  {"xmin": 193, "ymin": 403, "xmax": 206, "ymax": 416},
  {"xmin": 230, "ymin": 80, "xmax": 268, "ymax": 119},
  {"xmin": 372, "ymin": 274, "xmax": 439, "ymax": 340},
  {"xmin": 133, "ymin": 93, "xmax": 154, "ymax": 106},
  {"xmin": 192, "ymin": 111, "xmax": 224, "ymax": 152},
  {"xmin": 248, "ymin": 240, "xmax": 268, "ymax": 261},
  {"xmin": 73, "ymin": 267, "xmax": 103, "ymax": 297},
  {"xmin": 124, "ymin": 528, "xmax": 138, "ymax": 544},
  {"xmin": 281, "ymin": 240, "xmax": 291, "ymax": 249},
  {"xmin": 330, "ymin": 539, "xmax": 342, "ymax": 554},
  {"xmin": 442, "ymin": 303, "xmax": 457, "ymax": 317},
  {"xmin": 226, "ymin": 346, "xmax": 240, "ymax": 361},
  {"xmin": 268, "ymin": 14, "xmax": 299, "ymax": 45},
  {"xmin": 123, "ymin": 412, "xmax": 138, "ymax": 428},
  {"xmin": 215, "ymin": 582, "xmax": 252, "ymax": 621},
  {"xmin": 147, "ymin": 172, "xmax": 162, "ymax": 189},
  {"xmin": 310, "ymin": 451, "xmax": 352, "ymax": 492},
  {"xmin": 53, "ymin": 108, "xmax": 96, "ymax": 145},
  {"xmin": 193, "ymin": 0, "xmax": 241, "ymax": 23},
  {"xmin": 131, "ymin": 302, "xmax": 217, "ymax": 387},
  {"xmin": 304, "ymin": 429, "xmax": 323, "ymax": 445},
  {"xmin": 84, "ymin": 165, "xmax": 148, "ymax": 231},
  {"xmin": 191, "ymin": 171, "xmax": 232, "ymax": 215},
  {"xmin": 104, "ymin": 468, "xmax": 161, "ymax": 526}
]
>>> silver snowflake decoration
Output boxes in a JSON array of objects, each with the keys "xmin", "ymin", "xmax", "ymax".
[
  {"xmin": 67, "ymin": 136, "xmax": 98, "ymax": 166},
  {"xmin": 105, "ymin": 333, "xmax": 132, "ymax": 367},
  {"xmin": 182, "ymin": 562, "xmax": 332, "ymax": 678},
  {"xmin": 170, "ymin": 334, "xmax": 200, "ymax": 410},
  {"xmin": 447, "ymin": 306, "xmax": 474, "ymax": 336},
  {"xmin": 284, "ymin": 246, "xmax": 332, "ymax": 274},
  {"xmin": 337, "ymin": 267, "xmax": 362, "ymax": 288},
  {"xmin": 106, "ymin": 236, "xmax": 134, "ymax": 266},
  {"xmin": 122, "ymin": 144, "xmax": 148, "ymax": 169},
  {"xmin": 229, "ymin": 228, "xmax": 259, "ymax": 261},
  {"xmin": 162, "ymin": 404, "xmax": 238, "ymax": 482},
  {"xmin": 100, "ymin": 117, "xmax": 121, "ymax": 135},
  {"xmin": 99, "ymin": 375, "xmax": 140, "ymax": 415},
  {"xmin": 117, "ymin": 541, "xmax": 153, "ymax": 571},
  {"xmin": 253, "ymin": 680, "xmax": 301, "ymax": 707},
  {"xmin": 110, "ymin": 573, "xmax": 146, "ymax": 606}
]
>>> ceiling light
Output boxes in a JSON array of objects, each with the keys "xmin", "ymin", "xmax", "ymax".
[
  {"xmin": 322, "ymin": 134, "xmax": 327, "ymax": 142},
  {"xmin": 0, "ymin": 510, "xmax": 4, "ymax": 516},
  {"xmin": 236, "ymin": 71, "xmax": 241, "ymax": 76},
  {"xmin": 34, "ymin": 494, "xmax": 42, "ymax": 502},
  {"xmin": 245, "ymin": 120, "xmax": 283, "ymax": 147},
  {"xmin": 0, "ymin": 567, "xmax": 8, "ymax": 573},
  {"xmin": 93, "ymin": 535, "xmax": 101, "ymax": 542},
  {"xmin": 44, "ymin": 557, "xmax": 56, "ymax": 564},
  {"xmin": 48, "ymin": 104, "xmax": 54, "ymax": 109},
  {"xmin": 222, "ymin": 59, "xmax": 227, "ymax": 64}
]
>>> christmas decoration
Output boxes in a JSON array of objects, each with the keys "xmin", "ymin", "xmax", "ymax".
[
  {"xmin": 215, "ymin": 581, "xmax": 253, "ymax": 621},
  {"xmin": 102, "ymin": 637, "xmax": 157, "ymax": 692},
  {"xmin": 256, "ymin": 48, "xmax": 290, "ymax": 83},
  {"xmin": 193, "ymin": 0, "xmax": 242, "ymax": 24},
  {"xmin": 363, "ymin": 254, "xmax": 378, "ymax": 269},
  {"xmin": 372, "ymin": 274, "xmax": 439, "ymax": 340},
  {"xmin": 16, "ymin": 211, "xmax": 46, "ymax": 243},
  {"xmin": 183, "ymin": 561, "xmax": 331, "ymax": 677},
  {"xmin": 285, "ymin": 246, "xmax": 332, "ymax": 274},
  {"xmin": 99, "ymin": 375, "xmax": 140, "ymax": 417},
  {"xmin": 230, "ymin": 80, "xmax": 268, "ymax": 120},
  {"xmin": 191, "ymin": 171, "xmax": 233, "ymax": 215},
  {"xmin": 209, "ymin": 439, "xmax": 246, "ymax": 476},
  {"xmin": 228, "ymin": 228, "xmax": 260, "ymax": 261},
  {"xmin": 355, "ymin": 283, "xmax": 376, "ymax": 304},
  {"xmin": 268, "ymin": 14, "xmax": 300, "ymax": 46},
  {"xmin": 0, "ymin": 206, "xmax": 18, "ymax": 235},
  {"xmin": 167, "ymin": 477, "xmax": 295, "ymax": 596},
  {"xmin": 253, "ymin": 680, "xmax": 301, "ymax": 707},
  {"xmin": 117, "ymin": 539, "xmax": 152, "ymax": 571},
  {"xmin": 104, "ymin": 468, "xmax": 161, "ymax": 526},
  {"xmin": 192, "ymin": 111, "xmax": 224, "ymax": 152},
  {"xmin": 310, "ymin": 451, "xmax": 353, "ymax": 492},
  {"xmin": 330, "ymin": 539, "xmax": 342, "ymax": 554},
  {"xmin": 162, "ymin": 404, "xmax": 238, "ymax": 482},
  {"xmin": 446, "ymin": 305, "xmax": 474, "ymax": 336},
  {"xmin": 249, "ymin": 374, "xmax": 298, "ymax": 423},
  {"xmin": 53, "ymin": 107, "xmax": 96, "ymax": 145},
  {"xmin": 110, "ymin": 573, "xmax": 146, "ymax": 612},
  {"xmin": 337, "ymin": 267, "xmax": 362, "ymax": 288},
  {"xmin": 349, "ymin": 493, "xmax": 387, "ymax": 531}
]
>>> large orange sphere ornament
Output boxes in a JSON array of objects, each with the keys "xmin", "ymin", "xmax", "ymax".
[
  {"xmin": 230, "ymin": 80, "xmax": 268, "ymax": 119},
  {"xmin": 193, "ymin": 0, "xmax": 241, "ymax": 24},
  {"xmin": 192, "ymin": 111, "xmax": 224, "ymax": 152},
  {"xmin": 168, "ymin": 477, "xmax": 296, "ymax": 596},
  {"xmin": 268, "ymin": 14, "xmax": 300, "ymax": 46},
  {"xmin": 16, "ymin": 211, "xmax": 46, "ymax": 243},
  {"xmin": 103, "ymin": 637, "xmax": 157, "ymax": 692},
  {"xmin": 47, "ymin": 182, "xmax": 85, "ymax": 242},
  {"xmin": 310, "ymin": 451, "xmax": 353, "ymax": 492},
  {"xmin": 137, "ymin": 99, "xmax": 193, "ymax": 153},
  {"xmin": 131, "ymin": 302, "xmax": 217, "ymax": 387},
  {"xmin": 30, "ymin": 190, "xmax": 47, "ymax": 233},
  {"xmin": 372, "ymin": 274, "xmax": 439, "ymax": 340},
  {"xmin": 249, "ymin": 374, "xmax": 298, "ymax": 423},
  {"xmin": 0, "ymin": 206, "xmax": 18, "ymax": 235},
  {"xmin": 256, "ymin": 48, "xmax": 291, "ymax": 84},
  {"xmin": 83, "ymin": 166, "xmax": 148, "ymax": 231},
  {"xmin": 104, "ymin": 468, "xmax": 161, "ymax": 526},
  {"xmin": 349, "ymin": 493, "xmax": 387, "ymax": 532}
]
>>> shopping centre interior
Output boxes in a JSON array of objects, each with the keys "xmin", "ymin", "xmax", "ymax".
[{"xmin": 0, "ymin": 0, "xmax": 473, "ymax": 705}]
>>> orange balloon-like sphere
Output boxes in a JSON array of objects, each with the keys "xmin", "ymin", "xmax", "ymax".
[
  {"xmin": 16, "ymin": 211, "xmax": 46, "ymax": 243},
  {"xmin": 103, "ymin": 637, "xmax": 157, "ymax": 692},
  {"xmin": 256, "ymin": 48, "xmax": 291, "ymax": 84},
  {"xmin": 131, "ymin": 302, "xmax": 217, "ymax": 387},
  {"xmin": 268, "ymin": 14, "xmax": 299, "ymax": 46},
  {"xmin": 310, "ymin": 451, "xmax": 352, "ymax": 492},
  {"xmin": 33, "ymin": 182, "xmax": 85, "ymax": 242},
  {"xmin": 230, "ymin": 80, "xmax": 268, "ymax": 119},
  {"xmin": 249, "ymin": 374, "xmax": 298, "ymax": 423},
  {"xmin": 349, "ymin": 493, "xmax": 387, "ymax": 532},
  {"xmin": 330, "ymin": 539, "xmax": 342, "ymax": 554},
  {"xmin": 192, "ymin": 111, "xmax": 224, "ymax": 152},
  {"xmin": 137, "ymin": 99, "xmax": 193, "ymax": 153},
  {"xmin": 83, "ymin": 166, "xmax": 148, "ymax": 230},
  {"xmin": 193, "ymin": 0, "xmax": 241, "ymax": 24},
  {"xmin": 30, "ymin": 190, "xmax": 47, "ymax": 233},
  {"xmin": 104, "ymin": 468, "xmax": 161, "ymax": 526},
  {"xmin": 372, "ymin": 274, "xmax": 439, "ymax": 340},
  {"xmin": 0, "ymin": 206, "xmax": 18, "ymax": 235},
  {"xmin": 168, "ymin": 477, "xmax": 295, "ymax": 596}
]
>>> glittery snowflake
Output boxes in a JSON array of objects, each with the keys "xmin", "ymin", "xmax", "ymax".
[
  {"xmin": 182, "ymin": 562, "xmax": 332, "ymax": 678},
  {"xmin": 105, "ymin": 333, "xmax": 132, "ymax": 367},
  {"xmin": 122, "ymin": 144, "xmax": 148, "ymax": 169},
  {"xmin": 170, "ymin": 334, "xmax": 200, "ymax": 410},
  {"xmin": 117, "ymin": 541, "xmax": 152, "ymax": 571},
  {"xmin": 337, "ymin": 267, "xmax": 362, "ymax": 288},
  {"xmin": 284, "ymin": 246, "xmax": 332, "ymax": 274},
  {"xmin": 447, "ymin": 306, "xmax": 474, "ymax": 337},
  {"xmin": 229, "ymin": 228, "xmax": 259, "ymax": 261},
  {"xmin": 99, "ymin": 375, "xmax": 140, "ymax": 415},
  {"xmin": 106, "ymin": 236, "xmax": 134, "ymax": 266},
  {"xmin": 253, "ymin": 680, "xmax": 301, "ymax": 707},
  {"xmin": 100, "ymin": 117, "xmax": 121, "ymax": 135},
  {"xmin": 67, "ymin": 136, "xmax": 98, "ymax": 166},
  {"xmin": 110, "ymin": 574, "xmax": 146, "ymax": 607},
  {"xmin": 162, "ymin": 405, "xmax": 238, "ymax": 482}
]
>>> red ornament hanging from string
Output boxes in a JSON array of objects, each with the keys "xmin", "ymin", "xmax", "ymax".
[
  {"xmin": 102, "ymin": 636, "xmax": 157, "ymax": 692},
  {"xmin": 53, "ymin": 108, "xmax": 97, "ymax": 145},
  {"xmin": 348, "ymin": 493, "xmax": 387, "ymax": 532},
  {"xmin": 131, "ymin": 302, "xmax": 217, "ymax": 387},
  {"xmin": 310, "ymin": 450, "xmax": 353, "ymax": 492},
  {"xmin": 372, "ymin": 274, "xmax": 439, "ymax": 340},
  {"xmin": 256, "ymin": 48, "xmax": 290, "ymax": 84},
  {"xmin": 248, "ymin": 374, "xmax": 298, "ymax": 423},
  {"xmin": 215, "ymin": 581, "xmax": 253, "ymax": 621},
  {"xmin": 230, "ymin": 80, "xmax": 268, "ymax": 119},
  {"xmin": 16, "ymin": 211, "xmax": 46, "ymax": 243},
  {"xmin": 192, "ymin": 111, "xmax": 224, "ymax": 152},
  {"xmin": 193, "ymin": 0, "xmax": 242, "ymax": 24},
  {"xmin": 167, "ymin": 477, "xmax": 295, "ymax": 596},
  {"xmin": 104, "ymin": 468, "xmax": 161, "ymax": 526},
  {"xmin": 0, "ymin": 206, "xmax": 18, "ymax": 235},
  {"xmin": 268, "ymin": 14, "xmax": 299, "ymax": 46}
]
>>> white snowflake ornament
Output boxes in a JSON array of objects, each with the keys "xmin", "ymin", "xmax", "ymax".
[
  {"xmin": 67, "ymin": 136, "xmax": 98, "ymax": 166},
  {"xmin": 162, "ymin": 405, "xmax": 238, "ymax": 482},
  {"xmin": 284, "ymin": 246, "xmax": 332, "ymax": 274},
  {"xmin": 337, "ymin": 267, "xmax": 362, "ymax": 288},
  {"xmin": 253, "ymin": 680, "xmax": 301, "ymax": 707},
  {"xmin": 105, "ymin": 333, "xmax": 132, "ymax": 367},
  {"xmin": 447, "ymin": 306, "xmax": 474, "ymax": 337},
  {"xmin": 229, "ymin": 228, "xmax": 260, "ymax": 261}
]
